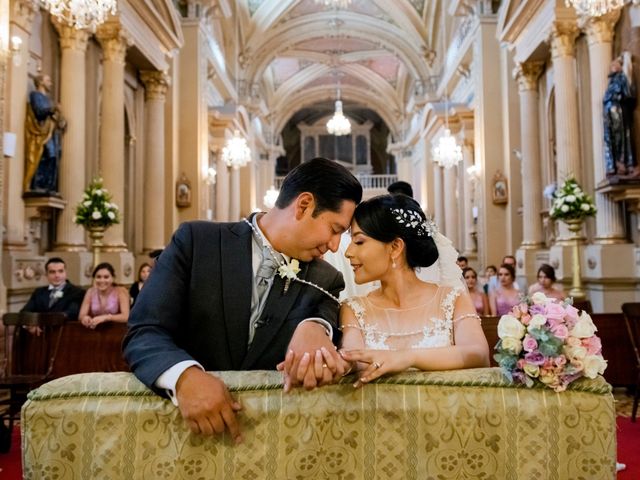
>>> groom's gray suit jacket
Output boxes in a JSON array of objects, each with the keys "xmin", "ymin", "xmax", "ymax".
[{"xmin": 123, "ymin": 220, "xmax": 344, "ymax": 392}]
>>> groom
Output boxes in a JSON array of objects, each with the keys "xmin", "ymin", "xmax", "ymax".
[{"xmin": 123, "ymin": 157, "xmax": 362, "ymax": 443}]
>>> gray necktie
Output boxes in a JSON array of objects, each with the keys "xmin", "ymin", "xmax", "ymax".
[
  {"xmin": 48, "ymin": 288, "xmax": 59, "ymax": 308},
  {"xmin": 248, "ymin": 247, "xmax": 279, "ymax": 344}
]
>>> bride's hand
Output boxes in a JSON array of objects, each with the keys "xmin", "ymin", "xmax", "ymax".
[{"xmin": 340, "ymin": 350, "xmax": 411, "ymax": 388}]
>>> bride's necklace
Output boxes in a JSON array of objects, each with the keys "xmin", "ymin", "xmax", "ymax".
[{"xmin": 242, "ymin": 217, "xmax": 340, "ymax": 304}]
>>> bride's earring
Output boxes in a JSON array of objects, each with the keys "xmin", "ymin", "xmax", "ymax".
[{"xmin": 392, "ymin": 258, "xmax": 397, "ymax": 268}]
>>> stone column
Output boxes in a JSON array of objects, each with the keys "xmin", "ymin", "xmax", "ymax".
[
  {"xmin": 54, "ymin": 23, "xmax": 90, "ymax": 251},
  {"xmin": 215, "ymin": 154, "xmax": 229, "ymax": 221},
  {"xmin": 140, "ymin": 71, "xmax": 169, "ymax": 252},
  {"xmin": 513, "ymin": 60, "xmax": 545, "ymax": 248},
  {"xmin": 443, "ymin": 165, "xmax": 459, "ymax": 248},
  {"xmin": 432, "ymin": 162, "xmax": 444, "ymax": 230},
  {"xmin": 229, "ymin": 166, "xmax": 241, "ymax": 221},
  {"xmin": 461, "ymin": 142, "xmax": 477, "ymax": 256},
  {"xmin": 550, "ymin": 22, "xmax": 581, "ymax": 241},
  {"xmin": 96, "ymin": 22, "xmax": 128, "ymax": 251},
  {"xmin": 584, "ymin": 13, "xmax": 626, "ymax": 242},
  {"xmin": 4, "ymin": 0, "xmax": 36, "ymax": 248}
]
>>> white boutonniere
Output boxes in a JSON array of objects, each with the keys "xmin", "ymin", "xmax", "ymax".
[
  {"xmin": 278, "ymin": 258, "xmax": 301, "ymax": 294},
  {"xmin": 53, "ymin": 290, "xmax": 64, "ymax": 299}
]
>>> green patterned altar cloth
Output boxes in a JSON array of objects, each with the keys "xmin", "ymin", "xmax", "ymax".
[{"xmin": 21, "ymin": 368, "xmax": 616, "ymax": 479}]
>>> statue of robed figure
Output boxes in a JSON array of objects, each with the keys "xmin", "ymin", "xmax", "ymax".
[{"xmin": 24, "ymin": 74, "xmax": 66, "ymax": 195}]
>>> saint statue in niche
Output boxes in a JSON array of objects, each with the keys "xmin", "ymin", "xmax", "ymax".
[
  {"xmin": 603, "ymin": 52, "xmax": 638, "ymax": 178},
  {"xmin": 24, "ymin": 74, "xmax": 66, "ymax": 196},
  {"xmin": 176, "ymin": 173, "xmax": 192, "ymax": 208}
]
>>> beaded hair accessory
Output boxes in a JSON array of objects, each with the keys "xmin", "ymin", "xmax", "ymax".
[{"xmin": 390, "ymin": 208, "xmax": 437, "ymax": 237}]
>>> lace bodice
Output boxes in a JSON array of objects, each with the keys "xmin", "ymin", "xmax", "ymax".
[{"xmin": 343, "ymin": 287, "xmax": 465, "ymax": 350}]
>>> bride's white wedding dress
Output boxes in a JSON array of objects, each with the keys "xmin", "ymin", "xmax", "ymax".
[{"xmin": 343, "ymin": 286, "xmax": 477, "ymax": 350}]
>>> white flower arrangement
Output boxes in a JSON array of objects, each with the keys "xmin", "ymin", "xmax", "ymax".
[
  {"xmin": 549, "ymin": 177, "xmax": 597, "ymax": 221},
  {"xmin": 278, "ymin": 258, "xmax": 301, "ymax": 280},
  {"xmin": 52, "ymin": 290, "xmax": 64, "ymax": 299},
  {"xmin": 74, "ymin": 177, "xmax": 120, "ymax": 228}
]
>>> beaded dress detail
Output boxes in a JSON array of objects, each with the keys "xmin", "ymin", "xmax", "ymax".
[{"xmin": 343, "ymin": 287, "xmax": 463, "ymax": 350}]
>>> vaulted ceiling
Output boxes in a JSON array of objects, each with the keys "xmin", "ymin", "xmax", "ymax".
[{"xmin": 207, "ymin": 0, "xmax": 450, "ymax": 137}]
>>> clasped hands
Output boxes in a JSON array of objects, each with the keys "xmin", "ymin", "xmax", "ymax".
[{"xmin": 80, "ymin": 314, "xmax": 109, "ymax": 329}]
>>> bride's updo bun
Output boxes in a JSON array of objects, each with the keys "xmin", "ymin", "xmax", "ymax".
[{"xmin": 353, "ymin": 194, "xmax": 439, "ymax": 269}]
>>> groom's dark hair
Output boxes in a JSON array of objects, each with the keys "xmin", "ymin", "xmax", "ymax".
[{"xmin": 275, "ymin": 157, "xmax": 362, "ymax": 215}]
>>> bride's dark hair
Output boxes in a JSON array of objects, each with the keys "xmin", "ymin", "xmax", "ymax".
[{"xmin": 353, "ymin": 194, "xmax": 439, "ymax": 269}]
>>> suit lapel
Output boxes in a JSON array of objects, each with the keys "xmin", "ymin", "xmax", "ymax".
[
  {"xmin": 241, "ymin": 261, "xmax": 310, "ymax": 368},
  {"xmin": 221, "ymin": 221, "xmax": 253, "ymax": 368}
]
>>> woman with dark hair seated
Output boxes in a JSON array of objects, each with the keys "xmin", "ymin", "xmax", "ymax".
[
  {"xmin": 528, "ymin": 263, "xmax": 565, "ymax": 301},
  {"xmin": 489, "ymin": 264, "xmax": 520, "ymax": 316},
  {"xmin": 463, "ymin": 267, "xmax": 489, "ymax": 315},
  {"xmin": 79, "ymin": 262, "xmax": 130, "ymax": 329},
  {"xmin": 336, "ymin": 194, "xmax": 490, "ymax": 386}
]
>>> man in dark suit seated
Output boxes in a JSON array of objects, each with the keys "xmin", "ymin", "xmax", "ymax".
[
  {"xmin": 21, "ymin": 257, "xmax": 85, "ymax": 326},
  {"xmin": 124, "ymin": 158, "xmax": 362, "ymax": 444}
]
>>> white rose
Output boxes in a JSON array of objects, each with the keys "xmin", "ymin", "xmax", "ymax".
[
  {"xmin": 83, "ymin": 200, "xmax": 92, "ymax": 207},
  {"xmin": 564, "ymin": 345, "xmax": 587, "ymax": 362},
  {"xmin": 107, "ymin": 211, "xmax": 115, "ymax": 220},
  {"xmin": 580, "ymin": 203, "xmax": 590, "ymax": 211},
  {"xmin": 95, "ymin": 189, "xmax": 103, "ymax": 196},
  {"xmin": 565, "ymin": 195, "xmax": 576, "ymax": 203},
  {"xmin": 501, "ymin": 337, "xmax": 523, "ymax": 355},
  {"xmin": 529, "ymin": 313, "xmax": 547, "ymax": 328},
  {"xmin": 582, "ymin": 355, "xmax": 607, "ymax": 379},
  {"xmin": 561, "ymin": 205, "xmax": 569, "ymax": 213},
  {"xmin": 92, "ymin": 211, "xmax": 102, "ymax": 220},
  {"xmin": 570, "ymin": 312, "xmax": 597, "ymax": 338},
  {"xmin": 497, "ymin": 315, "xmax": 525, "ymax": 339},
  {"xmin": 531, "ymin": 292, "xmax": 548, "ymax": 305}
]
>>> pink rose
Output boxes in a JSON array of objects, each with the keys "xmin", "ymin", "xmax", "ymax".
[
  {"xmin": 522, "ymin": 334, "xmax": 538, "ymax": 352},
  {"xmin": 565, "ymin": 304, "xmax": 579, "ymax": 321},
  {"xmin": 550, "ymin": 323, "xmax": 569, "ymax": 340},
  {"xmin": 582, "ymin": 336, "xmax": 602, "ymax": 355},
  {"xmin": 518, "ymin": 303, "xmax": 529, "ymax": 315},
  {"xmin": 546, "ymin": 302, "xmax": 566, "ymax": 321},
  {"xmin": 553, "ymin": 355, "xmax": 567, "ymax": 367},
  {"xmin": 543, "ymin": 358, "xmax": 555, "ymax": 370},
  {"xmin": 517, "ymin": 359, "xmax": 526, "ymax": 369},
  {"xmin": 520, "ymin": 314, "xmax": 531, "ymax": 326}
]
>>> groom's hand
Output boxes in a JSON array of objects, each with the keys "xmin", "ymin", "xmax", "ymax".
[
  {"xmin": 280, "ymin": 322, "xmax": 344, "ymax": 392},
  {"xmin": 175, "ymin": 367, "xmax": 242, "ymax": 443}
]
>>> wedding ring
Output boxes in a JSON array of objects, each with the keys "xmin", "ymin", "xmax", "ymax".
[{"xmin": 373, "ymin": 362, "xmax": 381, "ymax": 369}]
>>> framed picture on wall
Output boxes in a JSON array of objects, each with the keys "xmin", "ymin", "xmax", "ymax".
[
  {"xmin": 492, "ymin": 171, "xmax": 508, "ymax": 205},
  {"xmin": 176, "ymin": 173, "xmax": 192, "ymax": 208}
]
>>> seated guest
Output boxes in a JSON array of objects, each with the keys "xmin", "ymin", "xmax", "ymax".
[
  {"xmin": 79, "ymin": 262, "xmax": 130, "ymax": 329},
  {"xmin": 482, "ymin": 264, "xmax": 497, "ymax": 294},
  {"xmin": 456, "ymin": 256, "xmax": 468, "ymax": 269},
  {"xmin": 130, "ymin": 263, "xmax": 152, "ymax": 306},
  {"xmin": 21, "ymin": 257, "xmax": 85, "ymax": 320},
  {"xmin": 463, "ymin": 267, "xmax": 489, "ymax": 315},
  {"xmin": 489, "ymin": 264, "xmax": 520, "ymax": 316},
  {"xmin": 528, "ymin": 263, "xmax": 565, "ymax": 301}
]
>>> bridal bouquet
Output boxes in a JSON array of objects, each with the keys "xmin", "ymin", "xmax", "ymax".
[
  {"xmin": 494, "ymin": 292, "xmax": 607, "ymax": 392},
  {"xmin": 73, "ymin": 177, "xmax": 120, "ymax": 228},
  {"xmin": 549, "ymin": 177, "xmax": 596, "ymax": 221}
]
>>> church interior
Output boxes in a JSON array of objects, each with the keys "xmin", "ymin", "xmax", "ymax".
[{"xmin": 1, "ymin": 0, "xmax": 640, "ymax": 477}]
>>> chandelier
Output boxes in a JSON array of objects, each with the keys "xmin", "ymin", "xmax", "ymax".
[
  {"xmin": 222, "ymin": 130, "xmax": 251, "ymax": 169},
  {"xmin": 432, "ymin": 128, "xmax": 462, "ymax": 169},
  {"xmin": 564, "ymin": 0, "xmax": 624, "ymax": 17},
  {"xmin": 263, "ymin": 186, "xmax": 279, "ymax": 209},
  {"xmin": 327, "ymin": 99, "xmax": 351, "ymax": 136},
  {"xmin": 315, "ymin": 0, "xmax": 351, "ymax": 8},
  {"xmin": 42, "ymin": 0, "xmax": 117, "ymax": 30}
]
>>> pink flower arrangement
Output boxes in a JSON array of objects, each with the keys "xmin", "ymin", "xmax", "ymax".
[{"xmin": 494, "ymin": 292, "xmax": 607, "ymax": 392}]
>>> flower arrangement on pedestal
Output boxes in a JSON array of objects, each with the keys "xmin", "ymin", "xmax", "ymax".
[
  {"xmin": 74, "ymin": 177, "xmax": 119, "ymax": 266},
  {"xmin": 549, "ymin": 177, "xmax": 596, "ymax": 221},
  {"xmin": 494, "ymin": 292, "xmax": 607, "ymax": 392}
]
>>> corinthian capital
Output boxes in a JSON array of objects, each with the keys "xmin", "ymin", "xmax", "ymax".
[
  {"xmin": 53, "ymin": 21, "xmax": 90, "ymax": 52},
  {"xmin": 549, "ymin": 22, "xmax": 580, "ymax": 59},
  {"xmin": 11, "ymin": 0, "xmax": 38, "ymax": 31},
  {"xmin": 96, "ymin": 23, "xmax": 130, "ymax": 64},
  {"xmin": 582, "ymin": 9, "xmax": 620, "ymax": 46},
  {"xmin": 140, "ymin": 70, "xmax": 170, "ymax": 101},
  {"xmin": 513, "ymin": 61, "xmax": 545, "ymax": 92}
]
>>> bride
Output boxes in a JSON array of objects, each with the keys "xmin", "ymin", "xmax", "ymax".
[{"xmin": 337, "ymin": 194, "xmax": 489, "ymax": 386}]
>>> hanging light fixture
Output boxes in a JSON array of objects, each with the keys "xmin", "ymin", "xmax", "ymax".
[
  {"xmin": 315, "ymin": 0, "xmax": 351, "ymax": 8},
  {"xmin": 223, "ymin": 4, "xmax": 251, "ymax": 168},
  {"xmin": 326, "ymin": 7, "xmax": 351, "ymax": 136},
  {"xmin": 432, "ymin": 3, "xmax": 461, "ymax": 169},
  {"xmin": 222, "ymin": 130, "xmax": 251, "ymax": 169},
  {"xmin": 42, "ymin": 0, "xmax": 117, "ymax": 31},
  {"xmin": 263, "ymin": 186, "xmax": 279, "ymax": 209},
  {"xmin": 564, "ymin": 0, "xmax": 624, "ymax": 17}
]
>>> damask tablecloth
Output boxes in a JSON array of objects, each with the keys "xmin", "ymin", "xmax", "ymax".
[{"xmin": 21, "ymin": 368, "xmax": 616, "ymax": 479}]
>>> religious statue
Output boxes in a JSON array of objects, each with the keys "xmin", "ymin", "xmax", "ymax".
[
  {"xmin": 24, "ymin": 74, "xmax": 66, "ymax": 195},
  {"xmin": 603, "ymin": 52, "xmax": 638, "ymax": 178}
]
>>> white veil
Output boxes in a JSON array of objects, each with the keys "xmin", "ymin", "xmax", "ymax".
[{"xmin": 417, "ymin": 230, "xmax": 466, "ymax": 290}]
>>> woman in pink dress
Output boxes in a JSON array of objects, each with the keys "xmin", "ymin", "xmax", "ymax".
[
  {"xmin": 489, "ymin": 264, "xmax": 520, "ymax": 316},
  {"xmin": 79, "ymin": 262, "xmax": 130, "ymax": 329},
  {"xmin": 528, "ymin": 264, "xmax": 565, "ymax": 301},
  {"xmin": 463, "ymin": 267, "xmax": 489, "ymax": 315}
]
